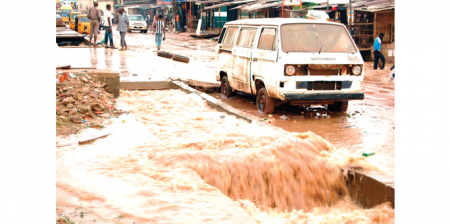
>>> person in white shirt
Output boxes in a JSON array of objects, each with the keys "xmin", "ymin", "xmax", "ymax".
[{"xmin": 103, "ymin": 4, "xmax": 116, "ymax": 49}]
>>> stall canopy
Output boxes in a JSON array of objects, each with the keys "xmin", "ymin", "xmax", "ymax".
[
  {"xmin": 203, "ymin": 0, "xmax": 257, "ymax": 10},
  {"xmin": 310, "ymin": 0, "xmax": 395, "ymax": 11}
]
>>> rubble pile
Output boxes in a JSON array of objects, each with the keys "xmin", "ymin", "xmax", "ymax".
[{"xmin": 56, "ymin": 72, "xmax": 124, "ymax": 134}]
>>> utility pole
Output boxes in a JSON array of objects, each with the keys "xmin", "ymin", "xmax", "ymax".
[
  {"xmin": 348, "ymin": 0, "xmax": 352, "ymax": 25},
  {"xmin": 172, "ymin": 0, "xmax": 179, "ymax": 19},
  {"xmin": 326, "ymin": 0, "xmax": 329, "ymax": 14}
]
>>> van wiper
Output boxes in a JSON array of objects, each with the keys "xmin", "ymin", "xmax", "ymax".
[{"xmin": 316, "ymin": 35, "xmax": 323, "ymax": 54}]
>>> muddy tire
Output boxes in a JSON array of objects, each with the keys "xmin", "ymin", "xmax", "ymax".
[
  {"xmin": 144, "ymin": 30, "xmax": 148, "ymax": 34},
  {"xmin": 157, "ymin": 51, "xmax": 173, "ymax": 59},
  {"xmin": 172, "ymin": 54, "xmax": 190, "ymax": 63},
  {"xmin": 328, "ymin": 101, "xmax": 349, "ymax": 112},
  {"xmin": 256, "ymin": 87, "xmax": 276, "ymax": 114},
  {"xmin": 221, "ymin": 76, "xmax": 233, "ymax": 98}
]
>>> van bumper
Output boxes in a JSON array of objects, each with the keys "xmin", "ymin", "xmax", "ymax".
[{"xmin": 284, "ymin": 93, "xmax": 364, "ymax": 101}]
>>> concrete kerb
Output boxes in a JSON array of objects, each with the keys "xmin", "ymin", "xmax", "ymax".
[
  {"xmin": 171, "ymin": 81, "xmax": 261, "ymax": 123},
  {"xmin": 119, "ymin": 80, "xmax": 395, "ymax": 209}
]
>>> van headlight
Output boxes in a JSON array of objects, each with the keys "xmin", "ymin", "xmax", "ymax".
[
  {"xmin": 285, "ymin": 65, "xmax": 296, "ymax": 76},
  {"xmin": 352, "ymin": 65, "xmax": 362, "ymax": 75}
]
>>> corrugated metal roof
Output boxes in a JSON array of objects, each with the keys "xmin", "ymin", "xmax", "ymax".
[
  {"xmin": 310, "ymin": 0, "xmax": 395, "ymax": 11},
  {"xmin": 203, "ymin": 0, "xmax": 256, "ymax": 10},
  {"xmin": 225, "ymin": 18, "xmax": 345, "ymax": 26},
  {"xmin": 246, "ymin": 2, "xmax": 282, "ymax": 12}
]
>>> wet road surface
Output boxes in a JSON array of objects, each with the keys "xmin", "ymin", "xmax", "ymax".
[
  {"xmin": 57, "ymin": 28, "xmax": 395, "ymax": 176},
  {"xmin": 56, "ymin": 27, "xmax": 395, "ymax": 223}
]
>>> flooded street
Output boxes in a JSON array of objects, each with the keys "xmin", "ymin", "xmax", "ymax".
[
  {"xmin": 56, "ymin": 25, "xmax": 395, "ymax": 223},
  {"xmin": 56, "ymin": 90, "xmax": 394, "ymax": 223},
  {"xmin": 215, "ymin": 63, "xmax": 395, "ymax": 176}
]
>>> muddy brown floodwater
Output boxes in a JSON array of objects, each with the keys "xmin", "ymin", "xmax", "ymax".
[
  {"xmin": 56, "ymin": 90, "xmax": 394, "ymax": 224},
  {"xmin": 213, "ymin": 62, "xmax": 395, "ymax": 177}
]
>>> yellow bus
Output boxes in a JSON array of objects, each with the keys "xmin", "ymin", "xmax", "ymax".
[{"xmin": 60, "ymin": 5, "xmax": 73, "ymax": 23}]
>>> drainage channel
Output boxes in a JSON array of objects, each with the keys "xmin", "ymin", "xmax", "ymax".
[{"xmin": 118, "ymin": 79, "xmax": 394, "ymax": 210}]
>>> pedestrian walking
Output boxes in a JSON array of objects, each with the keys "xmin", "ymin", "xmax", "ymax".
[
  {"xmin": 116, "ymin": 7, "xmax": 129, "ymax": 51},
  {"xmin": 153, "ymin": 15, "xmax": 166, "ymax": 51},
  {"xmin": 103, "ymin": 4, "xmax": 116, "ymax": 49},
  {"xmin": 373, "ymin": 33, "xmax": 385, "ymax": 70},
  {"xmin": 176, "ymin": 14, "xmax": 180, "ymax": 32},
  {"xmin": 87, "ymin": 0, "xmax": 101, "ymax": 47}
]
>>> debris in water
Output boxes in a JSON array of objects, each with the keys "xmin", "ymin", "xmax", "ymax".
[
  {"xmin": 280, "ymin": 115, "xmax": 288, "ymax": 120},
  {"xmin": 362, "ymin": 152, "xmax": 375, "ymax": 157}
]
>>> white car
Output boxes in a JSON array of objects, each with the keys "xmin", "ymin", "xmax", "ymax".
[
  {"xmin": 215, "ymin": 18, "xmax": 365, "ymax": 113},
  {"xmin": 127, "ymin": 14, "xmax": 147, "ymax": 33}
]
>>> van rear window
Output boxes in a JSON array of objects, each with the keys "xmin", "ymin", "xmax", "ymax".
[
  {"xmin": 281, "ymin": 24, "xmax": 357, "ymax": 53},
  {"xmin": 222, "ymin": 27, "xmax": 239, "ymax": 46}
]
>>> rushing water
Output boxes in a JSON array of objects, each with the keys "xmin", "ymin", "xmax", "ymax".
[{"xmin": 56, "ymin": 90, "xmax": 394, "ymax": 223}]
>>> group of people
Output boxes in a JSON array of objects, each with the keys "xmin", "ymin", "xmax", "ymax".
[{"xmin": 86, "ymin": 1, "xmax": 167, "ymax": 51}]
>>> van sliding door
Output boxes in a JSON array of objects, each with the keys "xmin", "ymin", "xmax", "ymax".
[
  {"xmin": 231, "ymin": 27, "xmax": 258, "ymax": 94},
  {"xmin": 251, "ymin": 27, "xmax": 278, "ymax": 95}
]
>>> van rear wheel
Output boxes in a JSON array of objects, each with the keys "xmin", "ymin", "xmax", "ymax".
[
  {"xmin": 256, "ymin": 87, "xmax": 275, "ymax": 114},
  {"xmin": 328, "ymin": 101, "xmax": 349, "ymax": 112},
  {"xmin": 221, "ymin": 76, "xmax": 233, "ymax": 98}
]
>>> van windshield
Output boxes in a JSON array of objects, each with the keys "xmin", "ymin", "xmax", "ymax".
[
  {"xmin": 281, "ymin": 24, "xmax": 357, "ymax": 53},
  {"xmin": 129, "ymin": 15, "xmax": 144, "ymax": 21}
]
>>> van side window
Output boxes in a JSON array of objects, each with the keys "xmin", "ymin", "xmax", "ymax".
[
  {"xmin": 222, "ymin": 27, "xmax": 239, "ymax": 46},
  {"xmin": 257, "ymin": 28, "xmax": 277, "ymax": 51},
  {"xmin": 218, "ymin": 27, "xmax": 227, "ymax": 44},
  {"xmin": 236, "ymin": 28, "xmax": 258, "ymax": 48}
]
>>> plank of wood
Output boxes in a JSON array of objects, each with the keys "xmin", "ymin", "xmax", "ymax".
[{"xmin": 56, "ymin": 65, "xmax": 71, "ymax": 69}]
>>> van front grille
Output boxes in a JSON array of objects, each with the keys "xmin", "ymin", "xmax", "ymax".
[
  {"xmin": 309, "ymin": 69, "xmax": 339, "ymax": 76},
  {"xmin": 307, "ymin": 81, "xmax": 342, "ymax": 90}
]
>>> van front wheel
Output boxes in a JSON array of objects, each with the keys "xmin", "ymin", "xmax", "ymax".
[
  {"xmin": 328, "ymin": 101, "xmax": 349, "ymax": 112},
  {"xmin": 221, "ymin": 76, "xmax": 233, "ymax": 98},
  {"xmin": 256, "ymin": 87, "xmax": 275, "ymax": 114}
]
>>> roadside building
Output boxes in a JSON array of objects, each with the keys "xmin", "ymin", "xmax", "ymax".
[{"xmin": 308, "ymin": 0, "xmax": 395, "ymax": 62}]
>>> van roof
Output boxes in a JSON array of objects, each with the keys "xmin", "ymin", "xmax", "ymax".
[{"xmin": 225, "ymin": 18, "xmax": 343, "ymax": 27}]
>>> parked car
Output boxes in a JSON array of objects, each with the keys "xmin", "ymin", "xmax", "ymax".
[
  {"xmin": 127, "ymin": 14, "xmax": 147, "ymax": 33},
  {"xmin": 56, "ymin": 14, "xmax": 64, "ymax": 27},
  {"xmin": 215, "ymin": 18, "xmax": 365, "ymax": 113}
]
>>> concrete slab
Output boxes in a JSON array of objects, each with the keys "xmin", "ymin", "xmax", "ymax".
[
  {"xmin": 342, "ymin": 168, "xmax": 395, "ymax": 209},
  {"xmin": 120, "ymin": 81, "xmax": 172, "ymax": 90}
]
